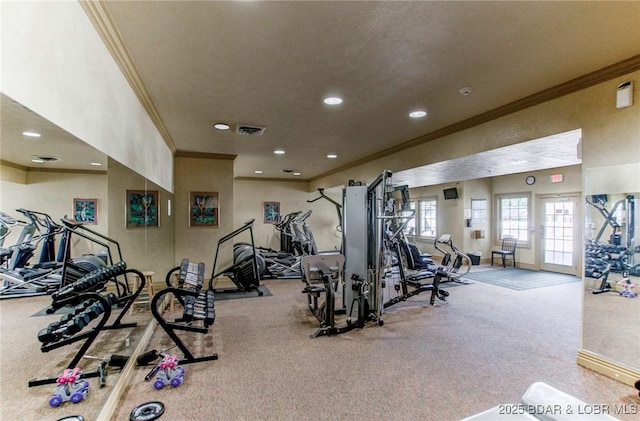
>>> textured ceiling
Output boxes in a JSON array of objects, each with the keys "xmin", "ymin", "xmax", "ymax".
[{"xmin": 2, "ymin": 1, "xmax": 639, "ymax": 186}]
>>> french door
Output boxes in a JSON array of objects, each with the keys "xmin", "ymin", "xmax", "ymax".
[{"xmin": 539, "ymin": 196, "xmax": 580, "ymax": 275}]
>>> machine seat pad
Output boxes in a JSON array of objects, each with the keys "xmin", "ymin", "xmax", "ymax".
[{"xmin": 302, "ymin": 285, "xmax": 326, "ymax": 294}]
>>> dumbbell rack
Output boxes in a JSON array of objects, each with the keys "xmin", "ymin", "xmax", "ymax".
[
  {"xmin": 150, "ymin": 259, "xmax": 218, "ymax": 365},
  {"xmin": 29, "ymin": 265, "xmax": 147, "ymax": 387},
  {"xmin": 29, "ymin": 292, "xmax": 111, "ymax": 387},
  {"xmin": 48, "ymin": 263, "xmax": 146, "ymax": 330}
]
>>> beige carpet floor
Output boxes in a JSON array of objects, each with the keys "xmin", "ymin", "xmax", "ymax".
[{"xmin": 1, "ymin": 268, "xmax": 638, "ymax": 421}]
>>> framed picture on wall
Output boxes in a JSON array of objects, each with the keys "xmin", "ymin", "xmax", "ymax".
[
  {"xmin": 190, "ymin": 191, "xmax": 219, "ymax": 227},
  {"xmin": 263, "ymin": 201, "xmax": 280, "ymax": 224},
  {"xmin": 126, "ymin": 190, "xmax": 159, "ymax": 228},
  {"xmin": 73, "ymin": 198, "xmax": 98, "ymax": 225}
]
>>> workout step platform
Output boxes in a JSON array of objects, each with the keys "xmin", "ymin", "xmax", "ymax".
[{"xmin": 150, "ymin": 258, "xmax": 218, "ymax": 365}]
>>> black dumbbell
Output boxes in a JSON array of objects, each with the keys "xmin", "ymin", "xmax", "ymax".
[
  {"xmin": 38, "ymin": 323, "xmax": 65, "ymax": 344},
  {"xmin": 103, "ymin": 293, "xmax": 117, "ymax": 305},
  {"xmin": 182, "ymin": 295, "xmax": 196, "ymax": 321},
  {"xmin": 205, "ymin": 307, "xmax": 215, "ymax": 327},
  {"xmin": 84, "ymin": 302, "xmax": 105, "ymax": 319},
  {"xmin": 67, "ymin": 314, "xmax": 89, "ymax": 333}
]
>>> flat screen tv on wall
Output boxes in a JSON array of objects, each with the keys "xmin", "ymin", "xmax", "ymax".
[{"xmin": 443, "ymin": 187, "xmax": 459, "ymax": 200}]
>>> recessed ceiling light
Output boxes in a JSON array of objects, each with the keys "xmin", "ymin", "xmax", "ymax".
[
  {"xmin": 274, "ymin": 150, "xmax": 285, "ymax": 155},
  {"xmin": 409, "ymin": 110, "xmax": 427, "ymax": 118},
  {"xmin": 214, "ymin": 123, "xmax": 230, "ymax": 130},
  {"xmin": 254, "ymin": 170, "xmax": 263, "ymax": 174},
  {"xmin": 31, "ymin": 158, "xmax": 45, "ymax": 163},
  {"xmin": 23, "ymin": 131, "xmax": 41, "ymax": 138},
  {"xmin": 323, "ymin": 96, "xmax": 343, "ymax": 105},
  {"xmin": 293, "ymin": 172, "xmax": 301, "ymax": 176},
  {"xmin": 90, "ymin": 162, "xmax": 102, "ymax": 166},
  {"xmin": 327, "ymin": 154, "xmax": 338, "ymax": 159}
]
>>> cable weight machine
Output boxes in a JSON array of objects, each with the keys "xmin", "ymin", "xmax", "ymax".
[{"xmin": 302, "ymin": 170, "xmax": 467, "ymax": 337}]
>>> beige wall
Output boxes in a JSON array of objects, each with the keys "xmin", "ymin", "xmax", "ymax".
[
  {"xmin": 173, "ymin": 157, "xmax": 234, "ymax": 273},
  {"xmin": 233, "ymin": 180, "xmax": 343, "ymax": 252},
  {"xmin": 386, "ymin": 166, "xmax": 581, "ymax": 267},
  {"xmin": 107, "ymin": 159, "xmax": 175, "ymax": 285},
  {"xmin": 0, "ymin": 165, "xmax": 108, "ymax": 255},
  {"xmin": 491, "ymin": 165, "xmax": 582, "ymax": 268}
]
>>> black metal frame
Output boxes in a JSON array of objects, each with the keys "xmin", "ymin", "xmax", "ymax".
[
  {"xmin": 150, "ymin": 286, "xmax": 218, "ymax": 365},
  {"xmin": 150, "ymin": 260, "xmax": 218, "ymax": 364},
  {"xmin": 28, "ymin": 267, "xmax": 145, "ymax": 387},
  {"xmin": 210, "ymin": 219, "xmax": 263, "ymax": 295},
  {"xmin": 29, "ymin": 292, "xmax": 110, "ymax": 387}
]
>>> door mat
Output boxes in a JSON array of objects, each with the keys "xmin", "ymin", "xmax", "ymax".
[{"xmin": 461, "ymin": 268, "xmax": 580, "ymax": 291}]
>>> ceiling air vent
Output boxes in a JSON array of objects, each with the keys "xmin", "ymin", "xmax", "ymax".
[
  {"xmin": 33, "ymin": 155, "xmax": 61, "ymax": 162},
  {"xmin": 236, "ymin": 124, "xmax": 266, "ymax": 136}
]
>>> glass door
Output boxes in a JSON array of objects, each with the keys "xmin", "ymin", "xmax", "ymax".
[{"xmin": 540, "ymin": 196, "xmax": 579, "ymax": 275}]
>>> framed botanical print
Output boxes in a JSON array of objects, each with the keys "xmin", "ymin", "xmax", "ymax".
[
  {"xmin": 190, "ymin": 191, "xmax": 219, "ymax": 227},
  {"xmin": 73, "ymin": 198, "xmax": 97, "ymax": 225},
  {"xmin": 263, "ymin": 201, "xmax": 280, "ymax": 224},
  {"xmin": 126, "ymin": 190, "xmax": 159, "ymax": 228}
]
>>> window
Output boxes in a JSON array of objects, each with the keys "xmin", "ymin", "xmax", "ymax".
[
  {"xmin": 497, "ymin": 194, "xmax": 530, "ymax": 245},
  {"xmin": 471, "ymin": 199, "xmax": 487, "ymax": 225},
  {"xmin": 404, "ymin": 198, "xmax": 437, "ymax": 238}
]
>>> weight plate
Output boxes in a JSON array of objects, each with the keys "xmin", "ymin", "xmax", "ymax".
[
  {"xmin": 57, "ymin": 417, "xmax": 85, "ymax": 421},
  {"xmin": 130, "ymin": 401, "xmax": 165, "ymax": 421}
]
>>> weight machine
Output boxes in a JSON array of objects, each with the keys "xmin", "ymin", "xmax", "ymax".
[{"xmin": 302, "ymin": 170, "xmax": 469, "ymax": 337}]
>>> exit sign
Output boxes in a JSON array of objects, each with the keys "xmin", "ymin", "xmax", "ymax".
[{"xmin": 550, "ymin": 173, "xmax": 564, "ymax": 183}]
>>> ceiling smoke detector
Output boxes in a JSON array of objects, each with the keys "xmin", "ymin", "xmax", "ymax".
[
  {"xmin": 236, "ymin": 124, "xmax": 267, "ymax": 136},
  {"xmin": 458, "ymin": 86, "xmax": 473, "ymax": 96}
]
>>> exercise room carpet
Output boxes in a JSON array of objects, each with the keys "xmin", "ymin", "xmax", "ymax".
[{"xmin": 462, "ymin": 268, "xmax": 580, "ymax": 291}]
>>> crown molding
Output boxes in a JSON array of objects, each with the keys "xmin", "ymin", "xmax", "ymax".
[
  {"xmin": 234, "ymin": 176, "xmax": 308, "ymax": 184},
  {"xmin": 79, "ymin": 0, "xmax": 177, "ymax": 154},
  {"xmin": 175, "ymin": 151, "xmax": 237, "ymax": 160},
  {"xmin": 1, "ymin": 160, "xmax": 107, "ymax": 175}
]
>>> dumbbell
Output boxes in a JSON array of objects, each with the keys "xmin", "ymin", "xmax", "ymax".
[
  {"xmin": 204, "ymin": 307, "xmax": 215, "ymax": 327},
  {"xmin": 178, "ymin": 259, "xmax": 190, "ymax": 286},
  {"xmin": 66, "ymin": 314, "xmax": 91, "ymax": 336},
  {"xmin": 197, "ymin": 262, "xmax": 206, "ymax": 290},
  {"xmin": 38, "ymin": 315, "xmax": 85, "ymax": 344},
  {"xmin": 103, "ymin": 292, "xmax": 117, "ymax": 306},
  {"xmin": 38, "ymin": 322, "xmax": 67, "ymax": 344},
  {"xmin": 182, "ymin": 295, "xmax": 196, "ymax": 321},
  {"xmin": 83, "ymin": 302, "xmax": 106, "ymax": 319}
]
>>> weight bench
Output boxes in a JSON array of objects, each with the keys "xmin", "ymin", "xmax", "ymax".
[
  {"xmin": 150, "ymin": 258, "xmax": 218, "ymax": 365},
  {"xmin": 460, "ymin": 382, "xmax": 620, "ymax": 420},
  {"xmin": 29, "ymin": 263, "xmax": 146, "ymax": 387}
]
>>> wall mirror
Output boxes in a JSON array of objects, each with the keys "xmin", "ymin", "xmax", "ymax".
[
  {"xmin": 1, "ymin": 93, "xmax": 173, "ymax": 418},
  {"xmin": 583, "ymin": 164, "xmax": 639, "ymax": 371}
]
